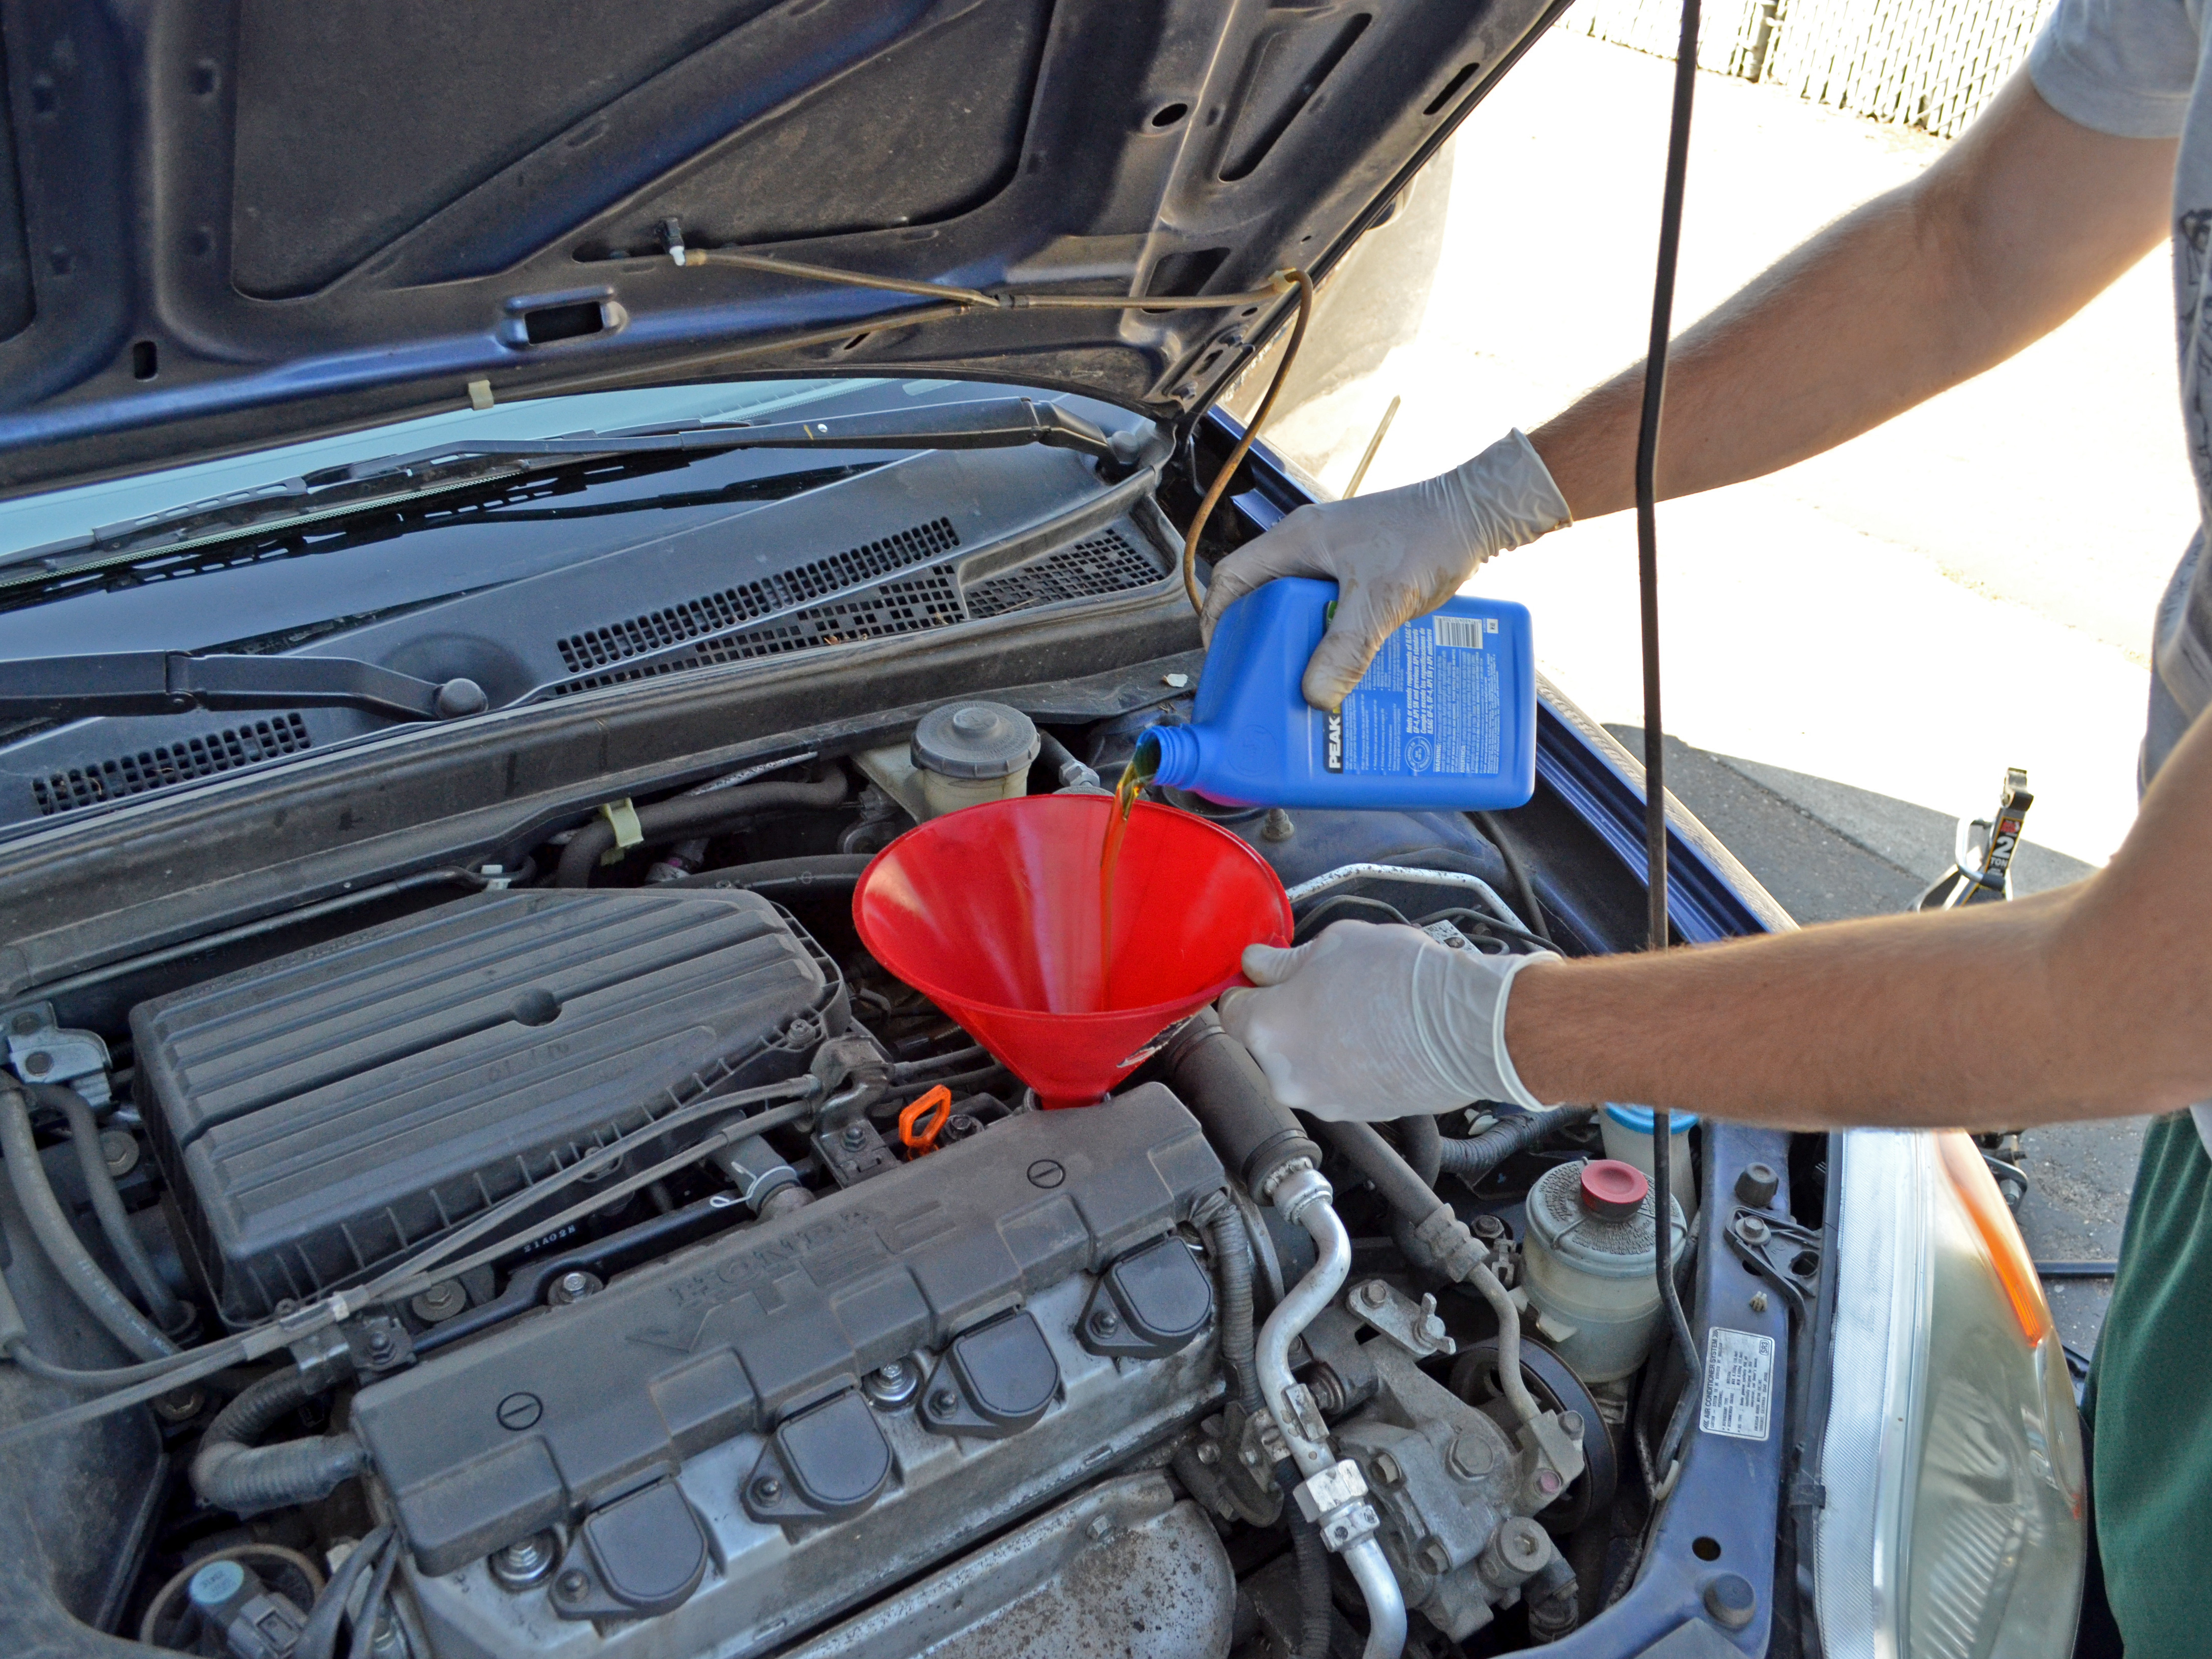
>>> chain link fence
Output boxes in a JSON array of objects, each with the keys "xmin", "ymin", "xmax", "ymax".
[{"xmin": 1568, "ymin": 0, "xmax": 2056, "ymax": 137}]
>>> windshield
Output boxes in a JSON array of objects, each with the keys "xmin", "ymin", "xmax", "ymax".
[
  {"xmin": 0, "ymin": 379, "xmax": 878, "ymax": 560},
  {"xmin": 0, "ymin": 378, "xmax": 993, "ymax": 659},
  {"xmin": 0, "ymin": 372, "xmax": 1176, "ymax": 831}
]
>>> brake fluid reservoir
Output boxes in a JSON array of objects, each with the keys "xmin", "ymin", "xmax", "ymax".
[
  {"xmin": 909, "ymin": 701, "xmax": 1039, "ymax": 819},
  {"xmin": 1521, "ymin": 1158, "xmax": 1691, "ymax": 1384}
]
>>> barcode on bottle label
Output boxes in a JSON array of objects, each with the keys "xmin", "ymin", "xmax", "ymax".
[
  {"xmin": 1431, "ymin": 615, "xmax": 1496, "ymax": 649},
  {"xmin": 1699, "ymin": 1327, "xmax": 1775, "ymax": 1440}
]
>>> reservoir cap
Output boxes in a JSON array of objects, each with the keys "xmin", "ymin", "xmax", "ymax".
[
  {"xmin": 1602, "ymin": 1103, "xmax": 1699, "ymax": 1135},
  {"xmin": 1580, "ymin": 1159, "xmax": 1649, "ymax": 1220},
  {"xmin": 913, "ymin": 701, "xmax": 1040, "ymax": 780}
]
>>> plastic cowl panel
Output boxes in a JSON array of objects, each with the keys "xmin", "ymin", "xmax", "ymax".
[{"xmin": 1815, "ymin": 1130, "xmax": 2086, "ymax": 1658}]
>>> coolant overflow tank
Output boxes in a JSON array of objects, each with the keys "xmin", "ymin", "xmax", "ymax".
[
  {"xmin": 910, "ymin": 700, "xmax": 1039, "ymax": 818},
  {"xmin": 1521, "ymin": 1158, "xmax": 1690, "ymax": 1384}
]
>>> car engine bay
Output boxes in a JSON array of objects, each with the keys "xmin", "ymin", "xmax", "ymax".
[{"xmin": 0, "ymin": 675, "xmax": 1817, "ymax": 1659}]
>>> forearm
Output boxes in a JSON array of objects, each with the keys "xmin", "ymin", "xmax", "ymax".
[
  {"xmin": 1526, "ymin": 75, "xmax": 2173, "ymax": 521},
  {"xmin": 1529, "ymin": 190, "xmax": 1964, "ymax": 518},
  {"xmin": 1502, "ymin": 885, "xmax": 2200, "ymax": 1130}
]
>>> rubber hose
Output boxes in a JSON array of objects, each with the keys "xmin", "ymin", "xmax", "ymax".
[
  {"xmin": 1323, "ymin": 1119, "xmax": 1455, "ymax": 1275},
  {"xmin": 0, "ymin": 1083, "xmax": 176, "ymax": 1362},
  {"xmin": 1161, "ymin": 1011, "xmax": 1322, "ymax": 1199},
  {"xmin": 297, "ymin": 1525, "xmax": 392, "ymax": 1659},
  {"xmin": 1320, "ymin": 1120, "xmax": 1448, "ymax": 1225},
  {"xmin": 1471, "ymin": 811, "xmax": 1552, "ymax": 945},
  {"xmin": 191, "ymin": 1368, "xmax": 367, "ymax": 1514},
  {"xmin": 1396, "ymin": 1113, "xmax": 1442, "ymax": 1187},
  {"xmin": 1434, "ymin": 1105, "xmax": 1592, "ymax": 1186},
  {"xmin": 555, "ymin": 773, "xmax": 852, "ymax": 887},
  {"xmin": 887, "ymin": 1045, "xmax": 991, "ymax": 1083},
  {"xmin": 1037, "ymin": 730, "xmax": 1100, "ymax": 790},
  {"xmin": 29, "ymin": 1084, "xmax": 188, "ymax": 1335},
  {"xmin": 1193, "ymin": 1189, "xmax": 1261, "ymax": 1415},
  {"xmin": 679, "ymin": 852, "xmax": 874, "ymax": 897},
  {"xmin": 1281, "ymin": 1464, "xmax": 1337, "ymax": 1659},
  {"xmin": 346, "ymin": 1533, "xmax": 405, "ymax": 1659}
]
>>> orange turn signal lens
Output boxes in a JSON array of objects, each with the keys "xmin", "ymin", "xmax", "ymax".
[{"xmin": 1935, "ymin": 1130, "xmax": 2052, "ymax": 1346}]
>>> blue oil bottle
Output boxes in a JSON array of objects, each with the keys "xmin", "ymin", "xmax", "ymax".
[{"xmin": 1144, "ymin": 577, "xmax": 1536, "ymax": 809}]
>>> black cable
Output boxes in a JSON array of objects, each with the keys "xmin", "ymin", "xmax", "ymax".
[
  {"xmin": 296, "ymin": 1526, "xmax": 392, "ymax": 1659},
  {"xmin": 1193, "ymin": 1190, "xmax": 1262, "ymax": 1415},
  {"xmin": 1292, "ymin": 894, "xmax": 1413, "ymax": 943},
  {"xmin": 887, "ymin": 1045, "xmax": 990, "ymax": 1082},
  {"xmin": 1471, "ymin": 811, "xmax": 1552, "ymax": 945},
  {"xmin": 346, "ymin": 1532, "xmax": 405, "ymax": 1659},
  {"xmin": 554, "ymin": 773, "xmax": 851, "ymax": 887},
  {"xmin": 1636, "ymin": 0, "xmax": 1705, "ymax": 1482},
  {"xmin": 1411, "ymin": 906, "xmax": 1553, "ymax": 953}
]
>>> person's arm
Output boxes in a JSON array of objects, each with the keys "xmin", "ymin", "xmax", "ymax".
[
  {"xmin": 1224, "ymin": 702, "xmax": 2212, "ymax": 1134},
  {"xmin": 1202, "ymin": 71, "xmax": 2176, "ymax": 710},
  {"xmin": 1530, "ymin": 71, "xmax": 2176, "ymax": 518},
  {"xmin": 1507, "ymin": 687, "xmax": 2212, "ymax": 1128}
]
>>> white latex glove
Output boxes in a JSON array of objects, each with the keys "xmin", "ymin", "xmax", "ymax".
[
  {"xmin": 1200, "ymin": 429, "xmax": 1571, "ymax": 711},
  {"xmin": 1217, "ymin": 920, "xmax": 1559, "ymax": 1121}
]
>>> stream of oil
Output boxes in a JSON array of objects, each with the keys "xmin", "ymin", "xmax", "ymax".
[{"xmin": 1098, "ymin": 746, "xmax": 1156, "ymax": 1003}]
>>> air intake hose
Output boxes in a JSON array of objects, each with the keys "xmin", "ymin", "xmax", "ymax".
[
  {"xmin": 192, "ymin": 1369, "xmax": 367, "ymax": 1515},
  {"xmin": 1161, "ymin": 1011, "xmax": 1320, "ymax": 1201}
]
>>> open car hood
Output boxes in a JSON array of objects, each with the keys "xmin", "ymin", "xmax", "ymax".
[{"xmin": 0, "ymin": 0, "xmax": 1563, "ymax": 499}]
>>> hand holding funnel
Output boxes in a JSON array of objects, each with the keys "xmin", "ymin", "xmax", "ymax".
[{"xmin": 853, "ymin": 794, "xmax": 1292, "ymax": 1108}]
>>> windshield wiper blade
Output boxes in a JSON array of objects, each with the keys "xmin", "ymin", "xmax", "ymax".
[
  {"xmin": 0, "ymin": 652, "xmax": 488, "ymax": 724},
  {"xmin": 2, "ymin": 400, "xmax": 1165, "ymax": 590},
  {"xmin": 321, "ymin": 397, "xmax": 1159, "ymax": 480}
]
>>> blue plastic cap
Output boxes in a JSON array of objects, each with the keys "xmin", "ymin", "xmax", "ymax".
[
  {"xmin": 1604, "ymin": 1103, "xmax": 1699, "ymax": 1134},
  {"xmin": 188, "ymin": 1559, "xmax": 248, "ymax": 1609}
]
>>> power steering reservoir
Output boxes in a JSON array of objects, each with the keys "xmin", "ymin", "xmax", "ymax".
[{"xmin": 1521, "ymin": 1158, "xmax": 1691, "ymax": 1384}]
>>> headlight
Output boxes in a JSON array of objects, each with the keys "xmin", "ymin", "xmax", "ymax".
[{"xmin": 1815, "ymin": 1130, "xmax": 2084, "ymax": 1657}]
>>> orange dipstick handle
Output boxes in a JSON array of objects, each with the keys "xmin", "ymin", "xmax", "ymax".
[{"xmin": 898, "ymin": 1085, "xmax": 954, "ymax": 1156}]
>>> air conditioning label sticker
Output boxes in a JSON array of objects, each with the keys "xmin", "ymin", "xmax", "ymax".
[
  {"xmin": 1699, "ymin": 1327, "xmax": 1775, "ymax": 1440},
  {"xmin": 1335, "ymin": 613, "xmax": 1504, "ymax": 778}
]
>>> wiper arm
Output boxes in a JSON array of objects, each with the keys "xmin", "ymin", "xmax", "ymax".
[
  {"xmin": 3, "ymin": 400, "xmax": 1166, "ymax": 590},
  {"xmin": 323, "ymin": 397, "xmax": 1161, "ymax": 480},
  {"xmin": 0, "ymin": 652, "xmax": 488, "ymax": 724}
]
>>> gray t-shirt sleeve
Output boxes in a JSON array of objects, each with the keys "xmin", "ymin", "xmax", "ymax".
[{"xmin": 2029, "ymin": 0, "xmax": 2198, "ymax": 138}]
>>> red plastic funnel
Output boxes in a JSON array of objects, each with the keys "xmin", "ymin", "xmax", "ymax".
[{"xmin": 853, "ymin": 794, "xmax": 1293, "ymax": 1109}]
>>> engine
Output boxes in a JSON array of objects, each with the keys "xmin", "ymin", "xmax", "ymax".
[{"xmin": 0, "ymin": 698, "xmax": 1730, "ymax": 1659}]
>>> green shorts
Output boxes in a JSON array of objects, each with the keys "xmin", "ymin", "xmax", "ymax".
[{"xmin": 2087, "ymin": 1112, "xmax": 2212, "ymax": 1656}]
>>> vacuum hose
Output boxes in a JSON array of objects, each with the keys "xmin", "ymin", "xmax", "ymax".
[
  {"xmin": 27, "ymin": 1083, "xmax": 189, "ymax": 1335},
  {"xmin": 555, "ymin": 773, "xmax": 852, "ymax": 887},
  {"xmin": 0, "ymin": 1083, "xmax": 177, "ymax": 1363},
  {"xmin": 191, "ymin": 1369, "xmax": 367, "ymax": 1514}
]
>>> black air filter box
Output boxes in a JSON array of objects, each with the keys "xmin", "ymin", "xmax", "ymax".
[{"xmin": 132, "ymin": 889, "xmax": 841, "ymax": 1324}]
